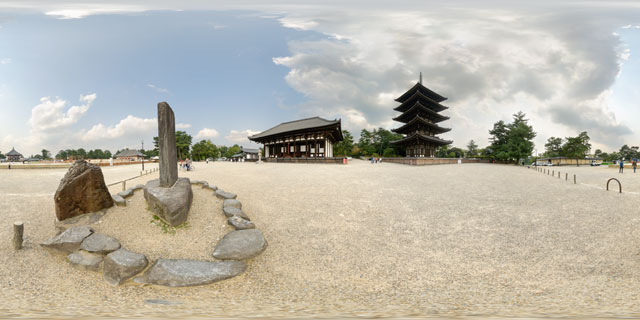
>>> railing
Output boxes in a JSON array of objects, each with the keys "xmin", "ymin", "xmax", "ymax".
[
  {"xmin": 106, "ymin": 168, "xmax": 159, "ymax": 191},
  {"xmin": 606, "ymin": 178, "xmax": 622, "ymax": 193}
]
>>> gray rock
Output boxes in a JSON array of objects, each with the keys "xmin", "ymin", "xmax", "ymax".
[
  {"xmin": 201, "ymin": 182, "xmax": 209, "ymax": 188},
  {"xmin": 103, "ymin": 248, "xmax": 148, "ymax": 286},
  {"xmin": 144, "ymin": 178, "xmax": 193, "ymax": 227},
  {"xmin": 190, "ymin": 180, "xmax": 207, "ymax": 185},
  {"xmin": 134, "ymin": 259, "xmax": 246, "ymax": 287},
  {"xmin": 227, "ymin": 216, "xmax": 255, "ymax": 230},
  {"xmin": 223, "ymin": 199, "xmax": 242, "ymax": 209},
  {"xmin": 145, "ymin": 299, "xmax": 183, "ymax": 305},
  {"xmin": 215, "ymin": 190, "xmax": 237, "ymax": 200},
  {"xmin": 205, "ymin": 185, "xmax": 218, "ymax": 191},
  {"xmin": 157, "ymin": 102, "xmax": 178, "ymax": 188},
  {"xmin": 132, "ymin": 184, "xmax": 145, "ymax": 191},
  {"xmin": 54, "ymin": 212, "xmax": 104, "ymax": 234},
  {"xmin": 80, "ymin": 233, "xmax": 121, "ymax": 254},
  {"xmin": 54, "ymin": 160, "xmax": 114, "ymax": 221},
  {"xmin": 117, "ymin": 188, "xmax": 134, "ymax": 198},
  {"xmin": 213, "ymin": 229, "xmax": 267, "ymax": 260},
  {"xmin": 67, "ymin": 250, "xmax": 103, "ymax": 271},
  {"xmin": 222, "ymin": 207, "xmax": 250, "ymax": 220},
  {"xmin": 41, "ymin": 226, "xmax": 94, "ymax": 253},
  {"xmin": 112, "ymin": 194, "xmax": 126, "ymax": 207}
]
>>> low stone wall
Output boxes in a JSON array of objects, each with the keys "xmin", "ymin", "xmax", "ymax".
[
  {"xmin": 382, "ymin": 158, "xmax": 509, "ymax": 166},
  {"xmin": 264, "ymin": 157, "xmax": 346, "ymax": 164}
]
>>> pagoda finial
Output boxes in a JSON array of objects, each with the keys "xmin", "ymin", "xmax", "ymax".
[{"xmin": 419, "ymin": 72, "xmax": 422, "ymax": 84}]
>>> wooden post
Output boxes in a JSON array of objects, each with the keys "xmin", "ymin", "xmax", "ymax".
[
  {"xmin": 13, "ymin": 221, "xmax": 23, "ymax": 250},
  {"xmin": 122, "ymin": 180, "xmax": 126, "ymax": 191},
  {"xmin": 565, "ymin": 173, "xmax": 568, "ymax": 180},
  {"xmin": 573, "ymin": 174, "xmax": 576, "ymax": 184}
]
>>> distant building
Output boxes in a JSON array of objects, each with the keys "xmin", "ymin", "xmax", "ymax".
[
  {"xmin": 5, "ymin": 147, "xmax": 23, "ymax": 162},
  {"xmin": 536, "ymin": 157, "xmax": 602, "ymax": 166},
  {"xmin": 249, "ymin": 117, "xmax": 343, "ymax": 158},
  {"xmin": 390, "ymin": 74, "xmax": 452, "ymax": 157},
  {"xmin": 231, "ymin": 147, "xmax": 260, "ymax": 162},
  {"xmin": 114, "ymin": 150, "xmax": 144, "ymax": 161}
]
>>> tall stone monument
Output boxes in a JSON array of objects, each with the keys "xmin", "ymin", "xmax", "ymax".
[
  {"xmin": 158, "ymin": 102, "xmax": 178, "ymax": 187},
  {"xmin": 144, "ymin": 102, "xmax": 193, "ymax": 226}
]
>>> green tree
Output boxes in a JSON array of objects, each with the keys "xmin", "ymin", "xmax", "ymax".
[
  {"xmin": 619, "ymin": 144, "xmax": 639, "ymax": 160},
  {"xmin": 41, "ymin": 149, "xmax": 50, "ymax": 160},
  {"xmin": 449, "ymin": 147, "xmax": 465, "ymax": 158},
  {"xmin": 561, "ymin": 131, "xmax": 591, "ymax": 166},
  {"xmin": 224, "ymin": 144, "xmax": 241, "ymax": 158},
  {"xmin": 0, "ymin": 153, "xmax": 5, "ymax": 160},
  {"xmin": 544, "ymin": 137, "xmax": 563, "ymax": 157},
  {"xmin": 191, "ymin": 139, "xmax": 218, "ymax": 161},
  {"xmin": 436, "ymin": 145, "xmax": 450, "ymax": 158},
  {"xmin": 176, "ymin": 131, "xmax": 193, "ymax": 160},
  {"xmin": 466, "ymin": 140, "xmax": 478, "ymax": 157},
  {"xmin": 594, "ymin": 149, "xmax": 603, "ymax": 158},
  {"xmin": 104, "ymin": 150, "xmax": 112, "ymax": 159},
  {"xmin": 218, "ymin": 146, "xmax": 229, "ymax": 159},
  {"xmin": 76, "ymin": 148, "xmax": 87, "ymax": 159},
  {"xmin": 55, "ymin": 150, "xmax": 66, "ymax": 160},
  {"xmin": 333, "ymin": 130, "xmax": 355, "ymax": 157},
  {"xmin": 488, "ymin": 112, "xmax": 536, "ymax": 164}
]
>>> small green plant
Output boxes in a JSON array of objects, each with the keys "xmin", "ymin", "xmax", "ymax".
[{"xmin": 150, "ymin": 215, "xmax": 190, "ymax": 234}]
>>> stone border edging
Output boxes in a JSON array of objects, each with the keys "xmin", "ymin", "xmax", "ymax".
[{"xmin": 42, "ymin": 179, "xmax": 267, "ymax": 287}]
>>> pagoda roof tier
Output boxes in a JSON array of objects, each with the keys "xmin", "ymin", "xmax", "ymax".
[
  {"xmin": 5, "ymin": 147, "xmax": 22, "ymax": 156},
  {"xmin": 391, "ymin": 116, "xmax": 451, "ymax": 135},
  {"xmin": 392, "ymin": 101, "xmax": 450, "ymax": 124},
  {"xmin": 393, "ymin": 90, "xmax": 448, "ymax": 113},
  {"xmin": 390, "ymin": 133, "xmax": 452, "ymax": 147},
  {"xmin": 249, "ymin": 116, "xmax": 343, "ymax": 143},
  {"xmin": 395, "ymin": 82, "xmax": 447, "ymax": 103}
]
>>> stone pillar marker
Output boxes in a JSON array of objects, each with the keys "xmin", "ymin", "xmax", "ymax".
[{"xmin": 158, "ymin": 102, "xmax": 178, "ymax": 188}]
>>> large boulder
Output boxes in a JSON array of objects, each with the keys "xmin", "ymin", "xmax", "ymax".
[
  {"xmin": 103, "ymin": 248, "xmax": 148, "ymax": 286},
  {"xmin": 134, "ymin": 259, "xmax": 246, "ymax": 287},
  {"xmin": 54, "ymin": 160, "xmax": 114, "ymax": 221},
  {"xmin": 213, "ymin": 229, "xmax": 267, "ymax": 260},
  {"xmin": 144, "ymin": 178, "xmax": 193, "ymax": 227},
  {"xmin": 80, "ymin": 233, "xmax": 121, "ymax": 255},
  {"xmin": 41, "ymin": 226, "xmax": 94, "ymax": 254}
]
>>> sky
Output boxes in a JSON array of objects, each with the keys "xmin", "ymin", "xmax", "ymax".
[{"xmin": 0, "ymin": 1, "xmax": 639, "ymax": 157}]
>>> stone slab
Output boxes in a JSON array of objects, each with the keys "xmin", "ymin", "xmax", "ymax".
[
  {"xmin": 144, "ymin": 178, "xmax": 193, "ymax": 226},
  {"xmin": 134, "ymin": 259, "xmax": 246, "ymax": 287},
  {"xmin": 80, "ymin": 233, "xmax": 121, "ymax": 255},
  {"xmin": 112, "ymin": 194, "xmax": 126, "ymax": 207},
  {"xmin": 222, "ymin": 207, "xmax": 250, "ymax": 220},
  {"xmin": 67, "ymin": 250, "xmax": 103, "ymax": 271},
  {"xmin": 223, "ymin": 199, "xmax": 242, "ymax": 209},
  {"xmin": 215, "ymin": 190, "xmax": 237, "ymax": 200},
  {"xmin": 213, "ymin": 229, "xmax": 267, "ymax": 260},
  {"xmin": 227, "ymin": 216, "xmax": 255, "ymax": 230},
  {"xmin": 118, "ymin": 188, "xmax": 134, "ymax": 198},
  {"xmin": 41, "ymin": 226, "xmax": 94, "ymax": 254},
  {"xmin": 103, "ymin": 248, "xmax": 148, "ymax": 286}
]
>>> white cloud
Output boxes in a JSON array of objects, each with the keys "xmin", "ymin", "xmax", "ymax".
[
  {"xmin": 44, "ymin": 4, "xmax": 151, "ymax": 19},
  {"xmin": 81, "ymin": 115, "xmax": 156, "ymax": 141},
  {"xmin": 147, "ymin": 83, "xmax": 169, "ymax": 93},
  {"xmin": 195, "ymin": 128, "xmax": 220, "ymax": 139},
  {"xmin": 29, "ymin": 94, "xmax": 94, "ymax": 132},
  {"xmin": 176, "ymin": 123, "xmax": 192, "ymax": 129},
  {"xmin": 0, "ymin": 58, "xmax": 11, "ymax": 64},
  {"xmin": 225, "ymin": 129, "xmax": 260, "ymax": 144}
]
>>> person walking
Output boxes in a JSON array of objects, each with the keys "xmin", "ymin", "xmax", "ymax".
[
  {"xmin": 633, "ymin": 159, "xmax": 637, "ymax": 173},
  {"xmin": 619, "ymin": 159, "xmax": 624, "ymax": 173}
]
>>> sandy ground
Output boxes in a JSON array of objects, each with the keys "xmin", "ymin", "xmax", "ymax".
[{"xmin": 1, "ymin": 160, "xmax": 640, "ymax": 318}]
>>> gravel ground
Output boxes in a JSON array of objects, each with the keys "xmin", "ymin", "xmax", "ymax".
[{"xmin": 1, "ymin": 160, "xmax": 640, "ymax": 318}]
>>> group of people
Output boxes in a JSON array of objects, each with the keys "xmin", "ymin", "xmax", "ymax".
[
  {"xmin": 618, "ymin": 159, "xmax": 638, "ymax": 173},
  {"xmin": 180, "ymin": 158, "xmax": 193, "ymax": 171},
  {"xmin": 369, "ymin": 157, "xmax": 382, "ymax": 164}
]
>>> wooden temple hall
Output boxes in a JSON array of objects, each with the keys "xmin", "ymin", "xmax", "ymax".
[
  {"xmin": 249, "ymin": 117, "xmax": 344, "ymax": 158},
  {"xmin": 391, "ymin": 74, "xmax": 452, "ymax": 157}
]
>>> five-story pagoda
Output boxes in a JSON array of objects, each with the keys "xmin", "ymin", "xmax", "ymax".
[{"xmin": 391, "ymin": 74, "xmax": 452, "ymax": 157}]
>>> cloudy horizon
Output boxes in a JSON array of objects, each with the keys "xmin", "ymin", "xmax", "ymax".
[{"xmin": 0, "ymin": 1, "xmax": 639, "ymax": 157}]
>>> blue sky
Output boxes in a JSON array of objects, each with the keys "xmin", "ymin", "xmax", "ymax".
[{"xmin": 0, "ymin": 1, "xmax": 639, "ymax": 156}]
